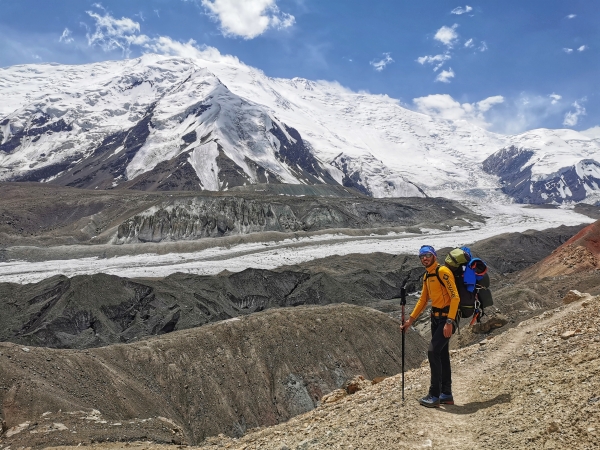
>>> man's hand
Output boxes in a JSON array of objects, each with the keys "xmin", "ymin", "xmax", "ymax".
[
  {"xmin": 443, "ymin": 322, "xmax": 453, "ymax": 338},
  {"xmin": 401, "ymin": 316, "xmax": 414, "ymax": 332}
]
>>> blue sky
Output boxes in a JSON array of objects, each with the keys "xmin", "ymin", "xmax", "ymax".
[{"xmin": 0, "ymin": 0, "xmax": 598, "ymax": 134}]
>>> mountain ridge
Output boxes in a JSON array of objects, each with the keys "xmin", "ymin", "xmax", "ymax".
[{"xmin": 1, "ymin": 53, "xmax": 599, "ymax": 204}]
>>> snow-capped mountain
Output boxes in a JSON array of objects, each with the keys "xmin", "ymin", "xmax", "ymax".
[{"xmin": 1, "ymin": 53, "xmax": 599, "ymax": 204}]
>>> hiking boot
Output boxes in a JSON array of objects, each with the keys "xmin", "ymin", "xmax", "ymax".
[
  {"xmin": 439, "ymin": 393, "xmax": 454, "ymax": 405},
  {"xmin": 419, "ymin": 395, "xmax": 440, "ymax": 408}
]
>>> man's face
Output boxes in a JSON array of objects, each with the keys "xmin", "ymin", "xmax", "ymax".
[{"xmin": 419, "ymin": 252, "xmax": 436, "ymax": 268}]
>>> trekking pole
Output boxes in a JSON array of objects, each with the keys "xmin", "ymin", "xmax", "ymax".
[{"xmin": 400, "ymin": 281, "xmax": 407, "ymax": 403}]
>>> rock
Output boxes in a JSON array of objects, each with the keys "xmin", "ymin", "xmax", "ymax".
[
  {"xmin": 561, "ymin": 330, "xmax": 576, "ymax": 339},
  {"xmin": 372, "ymin": 376, "xmax": 388, "ymax": 385},
  {"xmin": 471, "ymin": 315, "xmax": 508, "ymax": 334},
  {"xmin": 321, "ymin": 389, "xmax": 347, "ymax": 404},
  {"xmin": 479, "ymin": 339, "xmax": 488, "ymax": 346},
  {"xmin": 562, "ymin": 290, "xmax": 589, "ymax": 304},
  {"xmin": 343, "ymin": 376, "xmax": 371, "ymax": 395}
]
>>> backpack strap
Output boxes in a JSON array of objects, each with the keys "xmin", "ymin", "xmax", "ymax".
[{"xmin": 424, "ymin": 265, "xmax": 443, "ymax": 286}]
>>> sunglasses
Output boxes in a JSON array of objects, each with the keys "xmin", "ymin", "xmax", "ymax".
[{"xmin": 419, "ymin": 253, "xmax": 434, "ymax": 259}]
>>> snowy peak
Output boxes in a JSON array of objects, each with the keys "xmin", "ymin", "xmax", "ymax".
[
  {"xmin": 1, "ymin": 54, "xmax": 599, "ymax": 204},
  {"xmin": 0, "ymin": 58, "xmax": 339, "ymax": 192},
  {"xmin": 483, "ymin": 144, "xmax": 600, "ymax": 204}
]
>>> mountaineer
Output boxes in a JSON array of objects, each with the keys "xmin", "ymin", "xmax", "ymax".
[{"xmin": 401, "ymin": 245, "xmax": 460, "ymax": 408}]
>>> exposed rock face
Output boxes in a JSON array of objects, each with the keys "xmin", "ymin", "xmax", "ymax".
[
  {"xmin": 520, "ymin": 219, "xmax": 600, "ymax": 279},
  {"xmin": 115, "ymin": 196, "xmax": 478, "ymax": 244},
  {"xmin": 0, "ymin": 182, "xmax": 479, "ymax": 249},
  {"xmin": 483, "ymin": 146, "xmax": 600, "ymax": 204},
  {"xmin": 331, "ymin": 153, "xmax": 426, "ymax": 198},
  {"xmin": 0, "ymin": 304, "xmax": 428, "ymax": 446}
]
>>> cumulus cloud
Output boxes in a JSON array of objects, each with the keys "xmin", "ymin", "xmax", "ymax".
[
  {"xmin": 566, "ymin": 14, "xmax": 576, "ymax": 19},
  {"xmin": 413, "ymin": 92, "xmax": 586, "ymax": 134},
  {"xmin": 549, "ymin": 93, "xmax": 562, "ymax": 104},
  {"xmin": 435, "ymin": 68, "xmax": 455, "ymax": 83},
  {"xmin": 434, "ymin": 24, "xmax": 459, "ymax": 47},
  {"xmin": 451, "ymin": 5, "xmax": 473, "ymax": 15},
  {"xmin": 200, "ymin": 0, "xmax": 295, "ymax": 39},
  {"xmin": 563, "ymin": 101, "xmax": 586, "ymax": 126},
  {"xmin": 412, "ymin": 93, "xmax": 504, "ymax": 128},
  {"xmin": 86, "ymin": 10, "xmax": 148, "ymax": 56},
  {"xmin": 464, "ymin": 38, "xmax": 474, "ymax": 48},
  {"xmin": 416, "ymin": 53, "xmax": 451, "ymax": 71},
  {"xmin": 59, "ymin": 28, "xmax": 74, "ymax": 44},
  {"xmin": 563, "ymin": 48, "xmax": 573, "ymax": 53},
  {"xmin": 370, "ymin": 53, "xmax": 394, "ymax": 72},
  {"xmin": 577, "ymin": 45, "xmax": 587, "ymax": 52}
]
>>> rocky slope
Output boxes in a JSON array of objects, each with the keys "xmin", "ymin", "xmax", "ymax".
[
  {"xmin": 0, "ymin": 182, "xmax": 480, "ymax": 250},
  {"xmin": 16, "ymin": 291, "xmax": 599, "ymax": 450},
  {"xmin": 193, "ymin": 293, "xmax": 600, "ymax": 450},
  {"xmin": 0, "ymin": 304, "xmax": 428, "ymax": 447},
  {"xmin": 521, "ymin": 219, "xmax": 600, "ymax": 279},
  {"xmin": 0, "ymin": 266, "xmax": 418, "ymax": 349}
]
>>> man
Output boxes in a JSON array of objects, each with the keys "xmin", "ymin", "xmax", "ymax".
[{"xmin": 401, "ymin": 245, "xmax": 460, "ymax": 408}]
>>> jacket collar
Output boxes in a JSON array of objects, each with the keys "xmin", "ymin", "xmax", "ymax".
[{"xmin": 425, "ymin": 262, "xmax": 440, "ymax": 274}]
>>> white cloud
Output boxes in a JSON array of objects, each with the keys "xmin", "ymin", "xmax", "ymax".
[
  {"xmin": 563, "ymin": 101, "xmax": 586, "ymax": 126},
  {"xmin": 86, "ymin": 10, "xmax": 147, "ymax": 56},
  {"xmin": 577, "ymin": 45, "xmax": 587, "ymax": 52},
  {"xmin": 412, "ymin": 93, "xmax": 504, "ymax": 128},
  {"xmin": 370, "ymin": 53, "xmax": 394, "ymax": 72},
  {"xmin": 200, "ymin": 0, "xmax": 295, "ymax": 39},
  {"xmin": 566, "ymin": 14, "xmax": 576, "ymax": 19},
  {"xmin": 59, "ymin": 28, "xmax": 74, "ymax": 44},
  {"xmin": 435, "ymin": 68, "xmax": 455, "ymax": 83},
  {"xmin": 479, "ymin": 41, "xmax": 488, "ymax": 52},
  {"xmin": 563, "ymin": 48, "xmax": 573, "ymax": 53},
  {"xmin": 434, "ymin": 24, "xmax": 459, "ymax": 47},
  {"xmin": 477, "ymin": 95, "xmax": 505, "ymax": 112},
  {"xmin": 549, "ymin": 93, "xmax": 562, "ymax": 104},
  {"xmin": 464, "ymin": 38, "xmax": 474, "ymax": 48},
  {"xmin": 416, "ymin": 53, "xmax": 451, "ymax": 71},
  {"xmin": 451, "ymin": 5, "xmax": 473, "ymax": 15}
]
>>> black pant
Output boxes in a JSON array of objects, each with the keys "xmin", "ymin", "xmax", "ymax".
[{"xmin": 428, "ymin": 316, "xmax": 452, "ymax": 397}]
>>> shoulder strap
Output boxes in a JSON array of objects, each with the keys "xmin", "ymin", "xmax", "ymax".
[{"xmin": 424, "ymin": 266, "xmax": 444, "ymax": 286}]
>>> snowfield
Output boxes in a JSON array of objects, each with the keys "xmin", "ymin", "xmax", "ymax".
[{"xmin": 0, "ymin": 203, "xmax": 592, "ymax": 284}]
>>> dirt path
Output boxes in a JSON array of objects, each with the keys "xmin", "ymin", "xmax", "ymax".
[{"xmin": 33, "ymin": 294, "xmax": 600, "ymax": 449}]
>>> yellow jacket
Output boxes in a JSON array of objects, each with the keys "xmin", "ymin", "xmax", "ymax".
[{"xmin": 410, "ymin": 263, "xmax": 460, "ymax": 321}]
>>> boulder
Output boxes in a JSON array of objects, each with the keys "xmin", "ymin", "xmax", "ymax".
[{"xmin": 562, "ymin": 290, "xmax": 590, "ymax": 304}]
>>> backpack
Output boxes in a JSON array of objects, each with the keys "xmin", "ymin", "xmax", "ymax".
[{"xmin": 444, "ymin": 246, "xmax": 493, "ymax": 322}]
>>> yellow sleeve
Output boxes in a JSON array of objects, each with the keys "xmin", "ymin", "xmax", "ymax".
[
  {"xmin": 410, "ymin": 276, "xmax": 429, "ymax": 319},
  {"xmin": 439, "ymin": 266, "xmax": 460, "ymax": 320}
]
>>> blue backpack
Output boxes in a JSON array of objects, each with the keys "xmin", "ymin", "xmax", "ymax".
[{"xmin": 443, "ymin": 247, "xmax": 493, "ymax": 322}]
